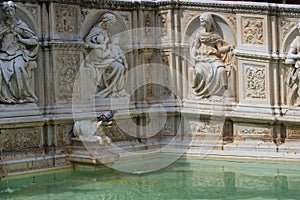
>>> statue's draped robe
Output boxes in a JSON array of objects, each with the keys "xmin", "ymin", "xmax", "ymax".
[
  {"xmin": 0, "ymin": 18, "xmax": 38, "ymax": 103},
  {"xmin": 85, "ymin": 25, "xmax": 126, "ymax": 98},
  {"xmin": 191, "ymin": 31, "xmax": 229, "ymax": 98}
]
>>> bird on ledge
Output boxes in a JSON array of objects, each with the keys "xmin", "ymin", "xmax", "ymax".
[{"xmin": 96, "ymin": 110, "xmax": 117, "ymax": 127}]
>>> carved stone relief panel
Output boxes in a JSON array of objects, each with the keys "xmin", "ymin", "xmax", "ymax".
[
  {"xmin": 161, "ymin": 117, "xmax": 175, "ymax": 136},
  {"xmin": 287, "ymin": 127, "xmax": 300, "ymax": 139},
  {"xmin": 242, "ymin": 17, "xmax": 264, "ymax": 45},
  {"xmin": 55, "ymin": 52, "xmax": 81, "ymax": 103},
  {"xmin": 188, "ymin": 120, "xmax": 222, "ymax": 136},
  {"xmin": 182, "ymin": 10, "xmax": 199, "ymax": 35},
  {"xmin": 17, "ymin": 2, "xmax": 39, "ymax": 29},
  {"xmin": 0, "ymin": 127, "xmax": 42, "ymax": 151},
  {"xmin": 115, "ymin": 11, "xmax": 131, "ymax": 30},
  {"xmin": 51, "ymin": 4, "xmax": 79, "ymax": 40},
  {"xmin": 234, "ymin": 123, "xmax": 271, "ymax": 139},
  {"xmin": 80, "ymin": 8, "xmax": 90, "ymax": 24},
  {"xmin": 159, "ymin": 10, "xmax": 171, "ymax": 43},
  {"xmin": 239, "ymin": 61, "xmax": 268, "ymax": 103},
  {"xmin": 55, "ymin": 124, "xmax": 73, "ymax": 146},
  {"xmin": 280, "ymin": 18, "xmax": 297, "ymax": 42},
  {"xmin": 245, "ymin": 65, "xmax": 266, "ymax": 99},
  {"xmin": 237, "ymin": 14, "xmax": 268, "ymax": 52}
]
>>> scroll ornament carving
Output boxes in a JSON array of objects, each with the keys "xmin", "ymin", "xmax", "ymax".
[
  {"xmin": 242, "ymin": 18, "xmax": 263, "ymax": 45},
  {"xmin": 245, "ymin": 67, "xmax": 266, "ymax": 99},
  {"xmin": 57, "ymin": 54, "xmax": 79, "ymax": 101},
  {"xmin": 55, "ymin": 6, "xmax": 76, "ymax": 33},
  {"xmin": 189, "ymin": 13, "xmax": 234, "ymax": 99},
  {"xmin": 0, "ymin": 1, "xmax": 39, "ymax": 104},
  {"xmin": 84, "ymin": 13, "xmax": 128, "ymax": 98},
  {"xmin": 285, "ymin": 22, "xmax": 300, "ymax": 106}
]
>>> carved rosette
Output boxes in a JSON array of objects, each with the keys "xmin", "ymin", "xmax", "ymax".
[
  {"xmin": 242, "ymin": 17, "xmax": 264, "ymax": 45},
  {"xmin": 245, "ymin": 66, "xmax": 266, "ymax": 99},
  {"xmin": 56, "ymin": 53, "xmax": 80, "ymax": 102}
]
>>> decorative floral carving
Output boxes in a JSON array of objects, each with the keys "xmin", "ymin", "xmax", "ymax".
[
  {"xmin": 245, "ymin": 66, "xmax": 266, "ymax": 99},
  {"xmin": 55, "ymin": 5, "xmax": 77, "ymax": 33},
  {"xmin": 280, "ymin": 18, "xmax": 297, "ymax": 40},
  {"xmin": 57, "ymin": 54, "xmax": 80, "ymax": 101},
  {"xmin": 242, "ymin": 17, "xmax": 264, "ymax": 45}
]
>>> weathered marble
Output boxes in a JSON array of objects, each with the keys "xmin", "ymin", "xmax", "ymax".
[{"xmin": 1, "ymin": 0, "xmax": 300, "ymax": 174}]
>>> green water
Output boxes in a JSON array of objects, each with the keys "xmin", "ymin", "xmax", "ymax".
[{"xmin": 1, "ymin": 158, "xmax": 300, "ymax": 200}]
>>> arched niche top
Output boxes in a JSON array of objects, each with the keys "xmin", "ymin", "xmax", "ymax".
[
  {"xmin": 184, "ymin": 12, "xmax": 236, "ymax": 45},
  {"xmin": 80, "ymin": 11, "xmax": 127, "ymax": 41},
  {"xmin": 282, "ymin": 24, "xmax": 299, "ymax": 55},
  {"xmin": 0, "ymin": 5, "xmax": 38, "ymax": 36}
]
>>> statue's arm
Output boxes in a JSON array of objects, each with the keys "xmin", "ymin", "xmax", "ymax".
[
  {"xmin": 285, "ymin": 38, "xmax": 300, "ymax": 65},
  {"xmin": 16, "ymin": 33, "xmax": 38, "ymax": 46}
]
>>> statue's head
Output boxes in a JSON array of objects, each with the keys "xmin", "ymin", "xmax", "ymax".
[
  {"xmin": 1, "ymin": 1, "xmax": 16, "ymax": 11},
  {"xmin": 99, "ymin": 13, "xmax": 117, "ymax": 26},
  {"xmin": 199, "ymin": 13, "xmax": 219, "ymax": 34},
  {"xmin": 1, "ymin": 1, "xmax": 16, "ymax": 18}
]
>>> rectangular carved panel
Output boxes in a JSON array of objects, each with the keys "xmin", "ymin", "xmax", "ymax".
[
  {"xmin": 244, "ymin": 64, "xmax": 266, "ymax": 99},
  {"xmin": 0, "ymin": 127, "xmax": 42, "ymax": 151}
]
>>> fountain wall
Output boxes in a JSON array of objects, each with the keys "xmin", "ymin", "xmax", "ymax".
[{"xmin": 1, "ymin": 0, "xmax": 300, "ymax": 175}]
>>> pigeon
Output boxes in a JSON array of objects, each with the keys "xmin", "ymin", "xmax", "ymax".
[{"xmin": 96, "ymin": 110, "xmax": 117, "ymax": 126}]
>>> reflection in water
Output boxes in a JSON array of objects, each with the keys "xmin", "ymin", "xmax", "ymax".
[{"xmin": 0, "ymin": 158, "xmax": 300, "ymax": 199}]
